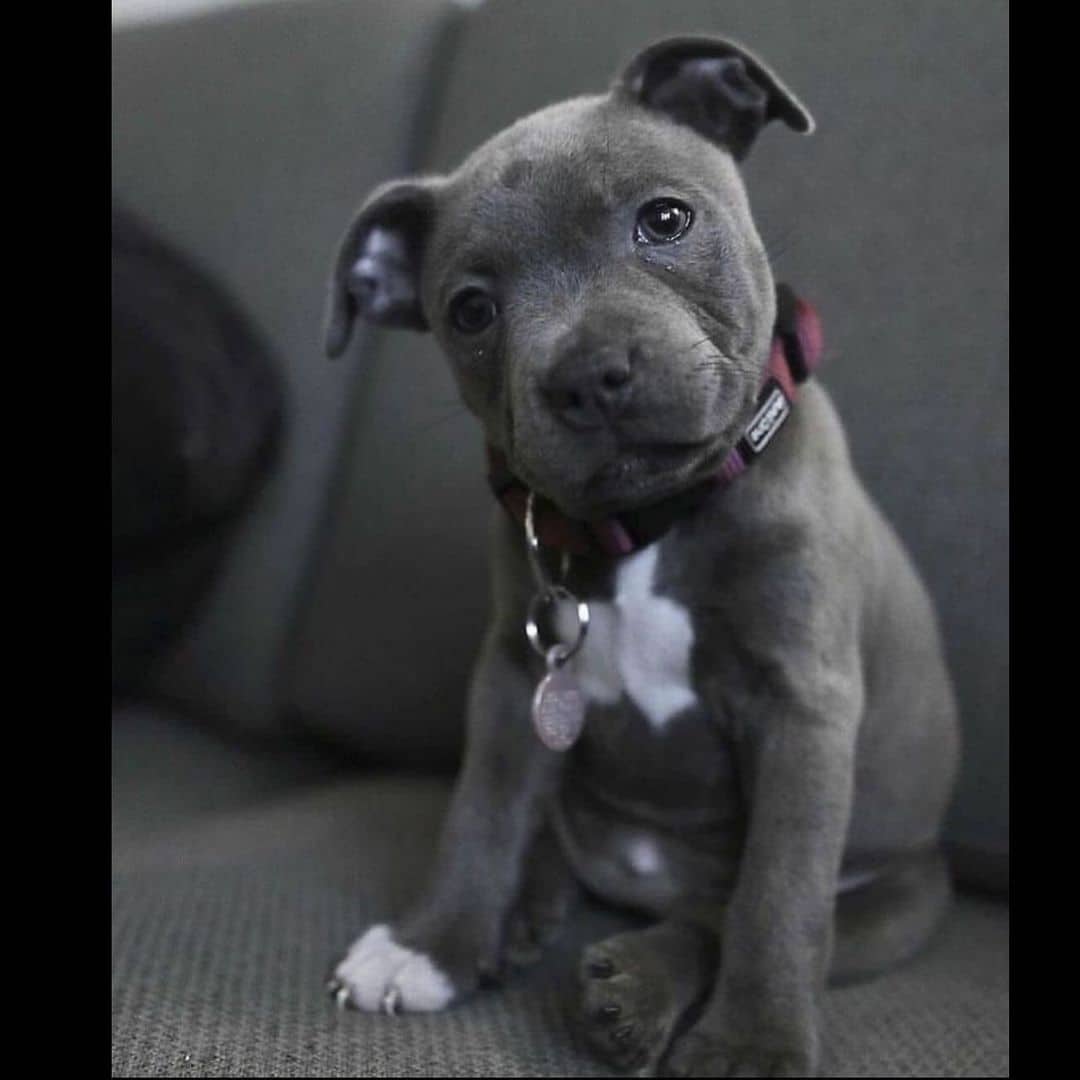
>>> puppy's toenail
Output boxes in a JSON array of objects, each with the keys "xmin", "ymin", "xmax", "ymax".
[
  {"xmin": 381, "ymin": 986, "xmax": 401, "ymax": 1015},
  {"xmin": 587, "ymin": 957, "xmax": 615, "ymax": 978},
  {"xmin": 597, "ymin": 1002, "xmax": 621, "ymax": 1021},
  {"xmin": 613, "ymin": 1023, "xmax": 636, "ymax": 1043}
]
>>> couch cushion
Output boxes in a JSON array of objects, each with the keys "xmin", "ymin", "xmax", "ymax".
[
  {"xmin": 112, "ymin": 0, "xmax": 464, "ymax": 731},
  {"xmin": 112, "ymin": 705, "xmax": 348, "ymax": 845},
  {"xmin": 285, "ymin": 0, "xmax": 1008, "ymax": 871},
  {"xmin": 112, "ymin": 745, "xmax": 1008, "ymax": 1077}
]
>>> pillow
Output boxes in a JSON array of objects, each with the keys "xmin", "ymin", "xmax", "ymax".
[{"xmin": 112, "ymin": 205, "xmax": 284, "ymax": 693}]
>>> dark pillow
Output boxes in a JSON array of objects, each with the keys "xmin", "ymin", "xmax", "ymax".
[{"xmin": 112, "ymin": 205, "xmax": 284, "ymax": 693}]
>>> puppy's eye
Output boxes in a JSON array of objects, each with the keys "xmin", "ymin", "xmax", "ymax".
[
  {"xmin": 635, "ymin": 199, "xmax": 693, "ymax": 244},
  {"xmin": 449, "ymin": 288, "xmax": 498, "ymax": 334}
]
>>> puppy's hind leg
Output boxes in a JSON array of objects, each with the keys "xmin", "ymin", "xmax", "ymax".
[
  {"xmin": 579, "ymin": 919, "xmax": 720, "ymax": 1076},
  {"xmin": 830, "ymin": 847, "xmax": 953, "ymax": 985}
]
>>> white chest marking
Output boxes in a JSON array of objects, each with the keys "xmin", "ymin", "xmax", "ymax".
[{"xmin": 557, "ymin": 543, "xmax": 698, "ymax": 731}]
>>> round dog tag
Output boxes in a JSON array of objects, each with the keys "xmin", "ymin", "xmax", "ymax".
[{"xmin": 531, "ymin": 664, "xmax": 586, "ymax": 752}]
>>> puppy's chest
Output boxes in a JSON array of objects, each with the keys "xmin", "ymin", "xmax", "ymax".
[{"xmin": 556, "ymin": 544, "xmax": 699, "ymax": 731}]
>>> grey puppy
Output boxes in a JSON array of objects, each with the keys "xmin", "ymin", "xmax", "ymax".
[{"xmin": 322, "ymin": 36, "xmax": 959, "ymax": 1079}]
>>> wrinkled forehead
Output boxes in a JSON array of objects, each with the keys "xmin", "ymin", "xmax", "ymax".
[{"xmin": 427, "ymin": 96, "xmax": 742, "ymax": 277}]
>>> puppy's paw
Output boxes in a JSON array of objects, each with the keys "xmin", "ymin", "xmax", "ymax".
[
  {"xmin": 579, "ymin": 928, "xmax": 710, "ymax": 1076},
  {"xmin": 662, "ymin": 1029, "xmax": 815, "ymax": 1078},
  {"xmin": 327, "ymin": 924, "xmax": 456, "ymax": 1013}
]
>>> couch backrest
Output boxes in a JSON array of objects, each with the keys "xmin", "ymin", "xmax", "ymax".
[{"xmin": 112, "ymin": 0, "xmax": 466, "ymax": 729}]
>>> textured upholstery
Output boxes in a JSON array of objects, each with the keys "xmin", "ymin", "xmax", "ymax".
[
  {"xmin": 112, "ymin": 0, "xmax": 464, "ymax": 730},
  {"xmin": 112, "ymin": 711, "xmax": 1008, "ymax": 1078},
  {"xmin": 285, "ymin": 0, "xmax": 1009, "ymax": 865}
]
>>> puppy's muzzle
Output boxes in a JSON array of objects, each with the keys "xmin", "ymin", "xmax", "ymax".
[{"xmin": 542, "ymin": 344, "xmax": 633, "ymax": 432}]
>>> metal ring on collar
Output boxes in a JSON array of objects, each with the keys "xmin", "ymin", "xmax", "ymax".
[
  {"xmin": 524, "ymin": 490, "xmax": 570, "ymax": 587},
  {"xmin": 525, "ymin": 585, "xmax": 589, "ymax": 664},
  {"xmin": 525, "ymin": 489, "xmax": 542, "ymax": 559}
]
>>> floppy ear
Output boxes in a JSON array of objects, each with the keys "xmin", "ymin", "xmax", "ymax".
[
  {"xmin": 614, "ymin": 36, "xmax": 814, "ymax": 161},
  {"xmin": 323, "ymin": 178, "xmax": 441, "ymax": 358}
]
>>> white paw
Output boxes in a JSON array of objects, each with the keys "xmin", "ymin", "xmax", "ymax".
[{"xmin": 328, "ymin": 924, "xmax": 455, "ymax": 1013}]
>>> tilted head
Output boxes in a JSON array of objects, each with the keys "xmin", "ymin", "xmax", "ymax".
[{"xmin": 325, "ymin": 36, "xmax": 813, "ymax": 519}]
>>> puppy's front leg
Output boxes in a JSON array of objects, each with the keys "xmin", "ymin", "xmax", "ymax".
[
  {"xmin": 331, "ymin": 626, "xmax": 559, "ymax": 1012},
  {"xmin": 667, "ymin": 660, "xmax": 862, "ymax": 1078}
]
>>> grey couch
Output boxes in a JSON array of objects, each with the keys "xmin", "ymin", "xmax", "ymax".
[{"xmin": 111, "ymin": 1, "xmax": 1008, "ymax": 1075}]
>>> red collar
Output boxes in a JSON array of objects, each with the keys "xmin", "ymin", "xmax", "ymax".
[{"xmin": 487, "ymin": 283, "xmax": 823, "ymax": 558}]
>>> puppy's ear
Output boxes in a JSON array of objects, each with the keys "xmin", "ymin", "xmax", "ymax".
[
  {"xmin": 324, "ymin": 178, "xmax": 442, "ymax": 358},
  {"xmin": 614, "ymin": 36, "xmax": 814, "ymax": 161}
]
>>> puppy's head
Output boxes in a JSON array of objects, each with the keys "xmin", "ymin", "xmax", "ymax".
[{"xmin": 325, "ymin": 37, "xmax": 812, "ymax": 519}]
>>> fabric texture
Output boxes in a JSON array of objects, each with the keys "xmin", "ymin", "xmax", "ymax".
[{"xmin": 112, "ymin": 712, "xmax": 1008, "ymax": 1078}]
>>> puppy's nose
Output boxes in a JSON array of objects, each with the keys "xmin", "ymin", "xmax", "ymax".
[{"xmin": 543, "ymin": 347, "xmax": 633, "ymax": 431}]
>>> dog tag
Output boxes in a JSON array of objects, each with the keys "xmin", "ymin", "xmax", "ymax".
[{"xmin": 531, "ymin": 648, "xmax": 586, "ymax": 752}]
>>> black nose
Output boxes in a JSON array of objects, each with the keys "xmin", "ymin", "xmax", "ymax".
[{"xmin": 543, "ymin": 347, "xmax": 633, "ymax": 431}]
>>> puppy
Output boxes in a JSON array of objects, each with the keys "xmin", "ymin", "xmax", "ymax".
[{"xmin": 323, "ymin": 36, "xmax": 959, "ymax": 1078}]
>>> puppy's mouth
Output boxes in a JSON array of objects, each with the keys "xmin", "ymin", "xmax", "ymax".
[{"xmin": 581, "ymin": 437, "xmax": 724, "ymax": 515}]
